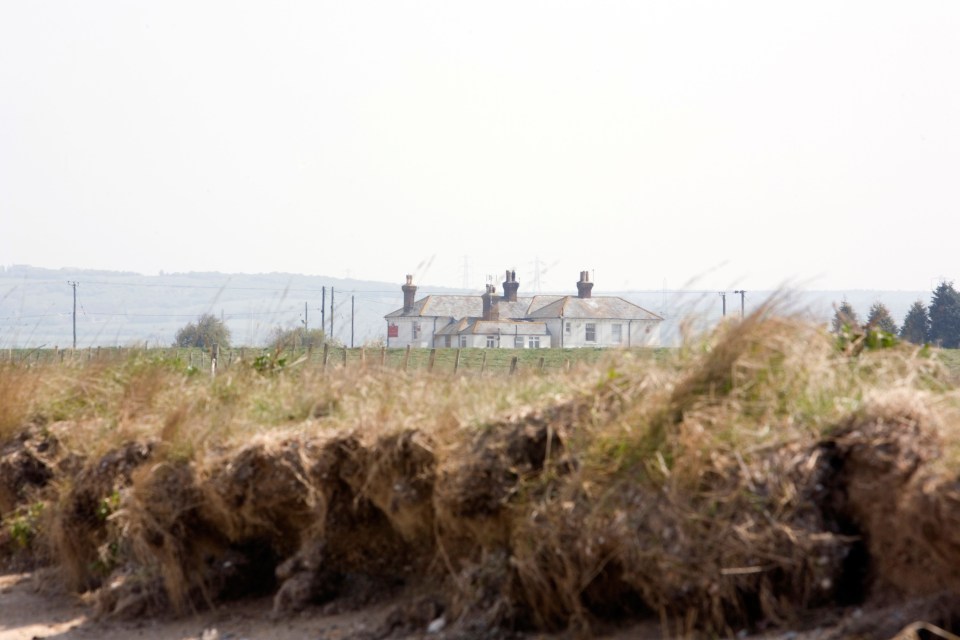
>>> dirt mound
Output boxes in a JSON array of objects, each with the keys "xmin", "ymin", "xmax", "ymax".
[
  {"xmin": 0, "ymin": 426, "xmax": 73, "ymax": 568},
  {"xmin": 827, "ymin": 392, "xmax": 960, "ymax": 602},
  {"xmin": 51, "ymin": 393, "xmax": 960, "ymax": 637},
  {"xmin": 47, "ymin": 439, "xmax": 155, "ymax": 591}
]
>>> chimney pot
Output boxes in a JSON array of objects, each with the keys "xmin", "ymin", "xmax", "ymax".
[
  {"xmin": 576, "ymin": 270, "xmax": 594, "ymax": 299},
  {"xmin": 502, "ymin": 268, "xmax": 520, "ymax": 302},
  {"xmin": 482, "ymin": 285, "xmax": 500, "ymax": 320},
  {"xmin": 402, "ymin": 275, "xmax": 417, "ymax": 312}
]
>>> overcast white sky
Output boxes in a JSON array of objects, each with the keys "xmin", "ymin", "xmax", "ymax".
[{"xmin": 2, "ymin": 2, "xmax": 958, "ymax": 294}]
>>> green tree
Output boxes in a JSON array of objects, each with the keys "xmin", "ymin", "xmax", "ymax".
[
  {"xmin": 865, "ymin": 302, "xmax": 898, "ymax": 335},
  {"xmin": 266, "ymin": 326, "xmax": 326, "ymax": 350},
  {"xmin": 174, "ymin": 314, "xmax": 231, "ymax": 349},
  {"xmin": 831, "ymin": 300, "xmax": 861, "ymax": 333},
  {"xmin": 929, "ymin": 281, "xmax": 960, "ymax": 348},
  {"xmin": 899, "ymin": 300, "xmax": 930, "ymax": 345}
]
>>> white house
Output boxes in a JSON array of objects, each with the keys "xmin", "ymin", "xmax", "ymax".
[{"xmin": 385, "ymin": 270, "xmax": 662, "ymax": 348}]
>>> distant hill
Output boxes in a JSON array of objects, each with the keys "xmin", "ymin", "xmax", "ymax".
[
  {"xmin": 0, "ymin": 265, "xmax": 933, "ymax": 348},
  {"xmin": 0, "ymin": 265, "xmax": 464, "ymax": 349}
]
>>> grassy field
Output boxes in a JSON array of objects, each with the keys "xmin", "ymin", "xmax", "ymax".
[
  {"xmin": 1, "ymin": 344, "xmax": 669, "ymax": 375},
  {"xmin": 3, "ymin": 313, "xmax": 960, "ymax": 637}
]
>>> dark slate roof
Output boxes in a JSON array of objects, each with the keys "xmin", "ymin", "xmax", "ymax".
[
  {"xmin": 527, "ymin": 296, "xmax": 663, "ymax": 321},
  {"xmin": 385, "ymin": 295, "xmax": 563, "ymax": 319},
  {"xmin": 385, "ymin": 294, "xmax": 662, "ymax": 322},
  {"xmin": 465, "ymin": 320, "xmax": 549, "ymax": 335},
  {"xmin": 434, "ymin": 318, "xmax": 469, "ymax": 336}
]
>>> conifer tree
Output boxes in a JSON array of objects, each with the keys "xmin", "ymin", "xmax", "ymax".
[
  {"xmin": 831, "ymin": 300, "xmax": 861, "ymax": 333},
  {"xmin": 899, "ymin": 300, "xmax": 930, "ymax": 345},
  {"xmin": 865, "ymin": 302, "xmax": 898, "ymax": 335},
  {"xmin": 929, "ymin": 282, "xmax": 960, "ymax": 348}
]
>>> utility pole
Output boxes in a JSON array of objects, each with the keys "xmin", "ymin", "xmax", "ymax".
[
  {"xmin": 351, "ymin": 295, "xmax": 355, "ymax": 348},
  {"xmin": 330, "ymin": 287, "xmax": 335, "ymax": 341},
  {"xmin": 733, "ymin": 290, "xmax": 746, "ymax": 318},
  {"xmin": 719, "ymin": 292, "xmax": 727, "ymax": 317},
  {"xmin": 303, "ymin": 301, "xmax": 308, "ymax": 333},
  {"xmin": 321, "ymin": 287, "xmax": 326, "ymax": 337},
  {"xmin": 67, "ymin": 281, "xmax": 78, "ymax": 349}
]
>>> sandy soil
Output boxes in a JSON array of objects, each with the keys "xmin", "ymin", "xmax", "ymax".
[
  {"xmin": 0, "ymin": 571, "xmax": 401, "ymax": 640},
  {"xmin": 4, "ymin": 569, "xmax": 949, "ymax": 640},
  {"xmin": 0, "ymin": 571, "xmax": 672, "ymax": 640}
]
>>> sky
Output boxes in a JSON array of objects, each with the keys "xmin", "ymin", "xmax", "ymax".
[{"xmin": 2, "ymin": 1, "xmax": 959, "ymax": 295}]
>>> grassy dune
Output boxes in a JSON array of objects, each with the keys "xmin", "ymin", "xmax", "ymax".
[{"xmin": 3, "ymin": 305, "xmax": 960, "ymax": 638}]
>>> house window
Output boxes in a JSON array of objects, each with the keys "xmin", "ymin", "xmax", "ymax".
[
  {"xmin": 412, "ymin": 322, "xmax": 421, "ymax": 339},
  {"xmin": 459, "ymin": 335, "xmax": 468, "ymax": 348},
  {"xmin": 444, "ymin": 336, "xmax": 451, "ymax": 348},
  {"xmin": 585, "ymin": 323, "xmax": 596, "ymax": 342},
  {"xmin": 486, "ymin": 336, "xmax": 496, "ymax": 348},
  {"xmin": 611, "ymin": 324, "xmax": 622, "ymax": 344},
  {"xmin": 565, "ymin": 321, "xmax": 572, "ymax": 334},
  {"xmin": 515, "ymin": 336, "xmax": 525, "ymax": 348},
  {"xmin": 529, "ymin": 337, "xmax": 540, "ymax": 349}
]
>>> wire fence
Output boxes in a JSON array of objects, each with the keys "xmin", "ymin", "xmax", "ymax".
[{"xmin": 1, "ymin": 344, "xmax": 663, "ymax": 376}]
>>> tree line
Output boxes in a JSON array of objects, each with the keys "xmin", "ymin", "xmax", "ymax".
[
  {"xmin": 174, "ymin": 313, "xmax": 327, "ymax": 350},
  {"xmin": 833, "ymin": 281, "xmax": 960, "ymax": 347}
]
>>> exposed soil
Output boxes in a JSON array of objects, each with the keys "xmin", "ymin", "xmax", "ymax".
[{"xmin": 5, "ymin": 407, "xmax": 960, "ymax": 639}]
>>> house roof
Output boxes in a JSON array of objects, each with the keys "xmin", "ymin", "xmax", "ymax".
[
  {"xmin": 466, "ymin": 320, "xmax": 549, "ymax": 336},
  {"xmin": 526, "ymin": 296, "xmax": 663, "ymax": 321},
  {"xmin": 385, "ymin": 294, "xmax": 564, "ymax": 319},
  {"xmin": 385, "ymin": 293, "xmax": 662, "ymax": 323},
  {"xmin": 434, "ymin": 318, "xmax": 469, "ymax": 336}
]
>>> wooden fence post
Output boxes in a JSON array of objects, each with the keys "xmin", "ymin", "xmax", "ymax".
[
  {"xmin": 428, "ymin": 348, "xmax": 437, "ymax": 372},
  {"xmin": 360, "ymin": 347, "xmax": 366, "ymax": 368},
  {"xmin": 211, "ymin": 343, "xmax": 219, "ymax": 377},
  {"xmin": 322, "ymin": 343, "xmax": 330, "ymax": 371},
  {"xmin": 453, "ymin": 349, "xmax": 462, "ymax": 374},
  {"xmin": 509, "ymin": 356, "xmax": 518, "ymax": 375},
  {"xmin": 403, "ymin": 345, "xmax": 411, "ymax": 371},
  {"xmin": 538, "ymin": 356, "xmax": 545, "ymax": 372},
  {"xmin": 342, "ymin": 347, "xmax": 348, "ymax": 367},
  {"xmin": 380, "ymin": 346, "xmax": 386, "ymax": 367},
  {"xmin": 480, "ymin": 351, "xmax": 487, "ymax": 376}
]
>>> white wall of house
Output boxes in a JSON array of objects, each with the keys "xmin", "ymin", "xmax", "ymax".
[
  {"xmin": 386, "ymin": 317, "xmax": 454, "ymax": 348},
  {"xmin": 554, "ymin": 318, "xmax": 661, "ymax": 348},
  {"xmin": 455, "ymin": 333, "xmax": 548, "ymax": 349},
  {"xmin": 389, "ymin": 315, "xmax": 660, "ymax": 349}
]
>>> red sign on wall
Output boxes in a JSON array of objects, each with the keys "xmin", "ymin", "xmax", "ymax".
[{"xmin": 388, "ymin": 324, "xmax": 399, "ymax": 338}]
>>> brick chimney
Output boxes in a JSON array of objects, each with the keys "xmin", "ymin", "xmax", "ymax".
[
  {"xmin": 502, "ymin": 269, "xmax": 519, "ymax": 302},
  {"xmin": 402, "ymin": 274, "xmax": 417, "ymax": 312},
  {"xmin": 576, "ymin": 270, "xmax": 593, "ymax": 299},
  {"xmin": 482, "ymin": 284, "xmax": 500, "ymax": 320}
]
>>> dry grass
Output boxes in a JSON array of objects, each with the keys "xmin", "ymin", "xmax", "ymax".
[
  {"xmin": 0, "ymin": 363, "xmax": 44, "ymax": 441},
  {"xmin": 3, "ymin": 308, "xmax": 960, "ymax": 637}
]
